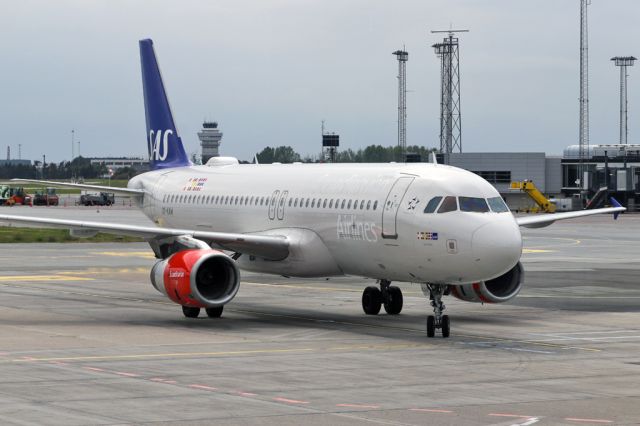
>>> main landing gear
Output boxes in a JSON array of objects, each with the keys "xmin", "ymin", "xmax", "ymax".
[
  {"xmin": 362, "ymin": 280, "xmax": 403, "ymax": 315},
  {"xmin": 423, "ymin": 284, "xmax": 450, "ymax": 338},
  {"xmin": 181, "ymin": 305, "xmax": 224, "ymax": 318}
]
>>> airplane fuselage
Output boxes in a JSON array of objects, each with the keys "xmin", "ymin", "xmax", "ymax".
[{"xmin": 129, "ymin": 161, "xmax": 523, "ymax": 285}]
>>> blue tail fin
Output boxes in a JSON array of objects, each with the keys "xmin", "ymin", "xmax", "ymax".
[{"xmin": 139, "ymin": 39, "xmax": 191, "ymax": 170}]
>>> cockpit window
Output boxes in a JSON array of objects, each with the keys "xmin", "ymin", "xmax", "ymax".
[
  {"xmin": 424, "ymin": 196, "xmax": 443, "ymax": 213},
  {"xmin": 487, "ymin": 197, "xmax": 510, "ymax": 213},
  {"xmin": 437, "ymin": 196, "xmax": 458, "ymax": 213},
  {"xmin": 459, "ymin": 197, "xmax": 489, "ymax": 213}
]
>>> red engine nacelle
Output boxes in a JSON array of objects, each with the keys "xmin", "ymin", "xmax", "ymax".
[
  {"xmin": 150, "ymin": 249, "xmax": 240, "ymax": 308},
  {"xmin": 449, "ymin": 262, "xmax": 524, "ymax": 304}
]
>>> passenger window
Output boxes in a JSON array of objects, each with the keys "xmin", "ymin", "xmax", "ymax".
[
  {"xmin": 459, "ymin": 197, "xmax": 489, "ymax": 213},
  {"xmin": 366, "ymin": 200, "xmax": 371, "ymax": 210},
  {"xmin": 311, "ymin": 198, "xmax": 315, "ymax": 208},
  {"xmin": 329, "ymin": 199, "xmax": 333, "ymax": 208},
  {"xmin": 323, "ymin": 199, "xmax": 327, "ymax": 208},
  {"xmin": 353, "ymin": 200, "xmax": 358, "ymax": 209},
  {"xmin": 373, "ymin": 201, "xmax": 378, "ymax": 210},
  {"xmin": 341, "ymin": 199, "xmax": 346, "ymax": 209},
  {"xmin": 424, "ymin": 196, "xmax": 443, "ymax": 213},
  {"xmin": 360, "ymin": 200, "xmax": 365, "ymax": 209},
  {"xmin": 488, "ymin": 197, "xmax": 510, "ymax": 213},
  {"xmin": 437, "ymin": 196, "xmax": 457, "ymax": 213},
  {"xmin": 294, "ymin": 198, "xmax": 298, "ymax": 207},
  {"xmin": 347, "ymin": 200, "xmax": 352, "ymax": 209},
  {"xmin": 305, "ymin": 198, "xmax": 310, "ymax": 208},
  {"xmin": 288, "ymin": 198, "xmax": 292, "ymax": 207}
]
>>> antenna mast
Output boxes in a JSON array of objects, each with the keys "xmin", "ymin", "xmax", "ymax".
[
  {"xmin": 393, "ymin": 49, "xmax": 408, "ymax": 162},
  {"xmin": 611, "ymin": 56, "xmax": 636, "ymax": 145},
  {"xmin": 578, "ymin": 0, "xmax": 590, "ymax": 190},
  {"xmin": 432, "ymin": 29, "xmax": 468, "ymax": 159}
]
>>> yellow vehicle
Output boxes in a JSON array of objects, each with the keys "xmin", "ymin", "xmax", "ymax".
[{"xmin": 510, "ymin": 180, "xmax": 556, "ymax": 213}]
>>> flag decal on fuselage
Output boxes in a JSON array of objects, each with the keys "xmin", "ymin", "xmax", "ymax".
[
  {"xmin": 183, "ymin": 178, "xmax": 208, "ymax": 192},
  {"xmin": 417, "ymin": 232, "xmax": 438, "ymax": 240}
]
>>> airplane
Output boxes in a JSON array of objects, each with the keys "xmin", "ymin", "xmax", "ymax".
[{"xmin": 0, "ymin": 39, "xmax": 625, "ymax": 338}]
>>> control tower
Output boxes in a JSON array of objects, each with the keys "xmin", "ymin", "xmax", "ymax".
[{"xmin": 198, "ymin": 121, "xmax": 223, "ymax": 163}]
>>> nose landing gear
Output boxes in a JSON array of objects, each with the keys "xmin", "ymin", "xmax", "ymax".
[
  {"xmin": 423, "ymin": 284, "xmax": 450, "ymax": 338},
  {"xmin": 361, "ymin": 279, "xmax": 403, "ymax": 315}
]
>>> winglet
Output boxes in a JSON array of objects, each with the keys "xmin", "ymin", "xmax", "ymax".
[
  {"xmin": 610, "ymin": 197, "xmax": 623, "ymax": 220},
  {"xmin": 429, "ymin": 152, "xmax": 438, "ymax": 164}
]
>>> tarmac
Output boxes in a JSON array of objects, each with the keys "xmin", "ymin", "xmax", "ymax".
[{"xmin": 0, "ymin": 206, "xmax": 639, "ymax": 425}]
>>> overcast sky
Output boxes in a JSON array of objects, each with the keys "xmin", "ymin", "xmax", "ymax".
[{"xmin": 1, "ymin": 0, "xmax": 639, "ymax": 162}]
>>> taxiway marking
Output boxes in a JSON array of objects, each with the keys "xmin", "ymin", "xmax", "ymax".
[
  {"xmin": 565, "ymin": 418, "xmax": 613, "ymax": 424},
  {"xmin": 273, "ymin": 397, "xmax": 309, "ymax": 404},
  {"xmin": 489, "ymin": 413, "xmax": 535, "ymax": 418},
  {"xmin": 0, "ymin": 278, "xmax": 602, "ymax": 353},
  {"xmin": 91, "ymin": 251, "xmax": 156, "ymax": 259},
  {"xmin": 189, "ymin": 384, "xmax": 217, "ymax": 391},
  {"xmin": 409, "ymin": 408, "xmax": 453, "ymax": 414},
  {"xmin": 0, "ymin": 275, "xmax": 93, "ymax": 282},
  {"xmin": 336, "ymin": 404, "xmax": 380, "ymax": 409},
  {"xmin": 10, "ymin": 347, "xmax": 316, "ymax": 362}
]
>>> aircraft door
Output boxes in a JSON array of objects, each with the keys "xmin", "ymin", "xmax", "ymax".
[
  {"xmin": 277, "ymin": 190, "xmax": 288, "ymax": 220},
  {"xmin": 381, "ymin": 176, "xmax": 415, "ymax": 239},
  {"xmin": 152, "ymin": 173, "xmax": 170, "ymax": 219},
  {"xmin": 268, "ymin": 190, "xmax": 280, "ymax": 220}
]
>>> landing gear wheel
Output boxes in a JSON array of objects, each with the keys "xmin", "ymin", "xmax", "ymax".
[
  {"xmin": 441, "ymin": 315, "xmax": 450, "ymax": 338},
  {"xmin": 205, "ymin": 306, "xmax": 224, "ymax": 318},
  {"xmin": 423, "ymin": 284, "xmax": 451, "ymax": 337},
  {"xmin": 427, "ymin": 315, "xmax": 435, "ymax": 337},
  {"xmin": 182, "ymin": 306, "xmax": 200, "ymax": 318},
  {"xmin": 362, "ymin": 286, "xmax": 382, "ymax": 315},
  {"xmin": 383, "ymin": 286, "xmax": 403, "ymax": 315}
]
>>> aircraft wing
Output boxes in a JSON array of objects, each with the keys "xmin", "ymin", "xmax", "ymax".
[
  {"xmin": 516, "ymin": 206, "xmax": 626, "ymax": 228},
  {"xmin": 0, "ymin": 214, "xmax": 289, "ymax": 260},
  {"xmin": 9, "ymin": 179, "xmax": 145, "ymax": 197}
]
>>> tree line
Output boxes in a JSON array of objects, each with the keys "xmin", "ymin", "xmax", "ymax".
[
  {"xmin": 0, "ymin": 145, "xmax": 437, "ymax": 180},
  {"xmin": 255, "ymin": 145, "xmax": 437, "ymax": 164},
  {"xmin": 0, "ymin": 157, "xmax": 107, "ymax": 179}
]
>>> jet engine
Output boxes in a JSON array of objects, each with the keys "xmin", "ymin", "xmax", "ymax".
[
  {"xmin": 449, "ymin": 262, "xmax": 524, "ymax": 304},
  {"xmin": 150, "ymin": 249, "xmax": 240, "ymax": 308}
]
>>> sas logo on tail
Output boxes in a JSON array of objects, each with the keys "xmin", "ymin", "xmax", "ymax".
[{"xmin": 148, "ymin": 129, "xmax": 173, "ymax": 161}]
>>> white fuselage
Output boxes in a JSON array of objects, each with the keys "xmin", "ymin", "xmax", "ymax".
[{"xmin": 129, "ymin": 162, "xmax": 522, "ymax": 284}]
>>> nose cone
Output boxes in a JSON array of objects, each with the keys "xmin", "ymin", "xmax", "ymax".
[{"xmin": 471, "ymin": 218, "xmax": 522, "ymax": 278}]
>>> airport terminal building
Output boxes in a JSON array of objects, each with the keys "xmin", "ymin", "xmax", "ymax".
[{"xmin": 441, "ymin": 144, "xmax": 640, "ymax": 211}]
